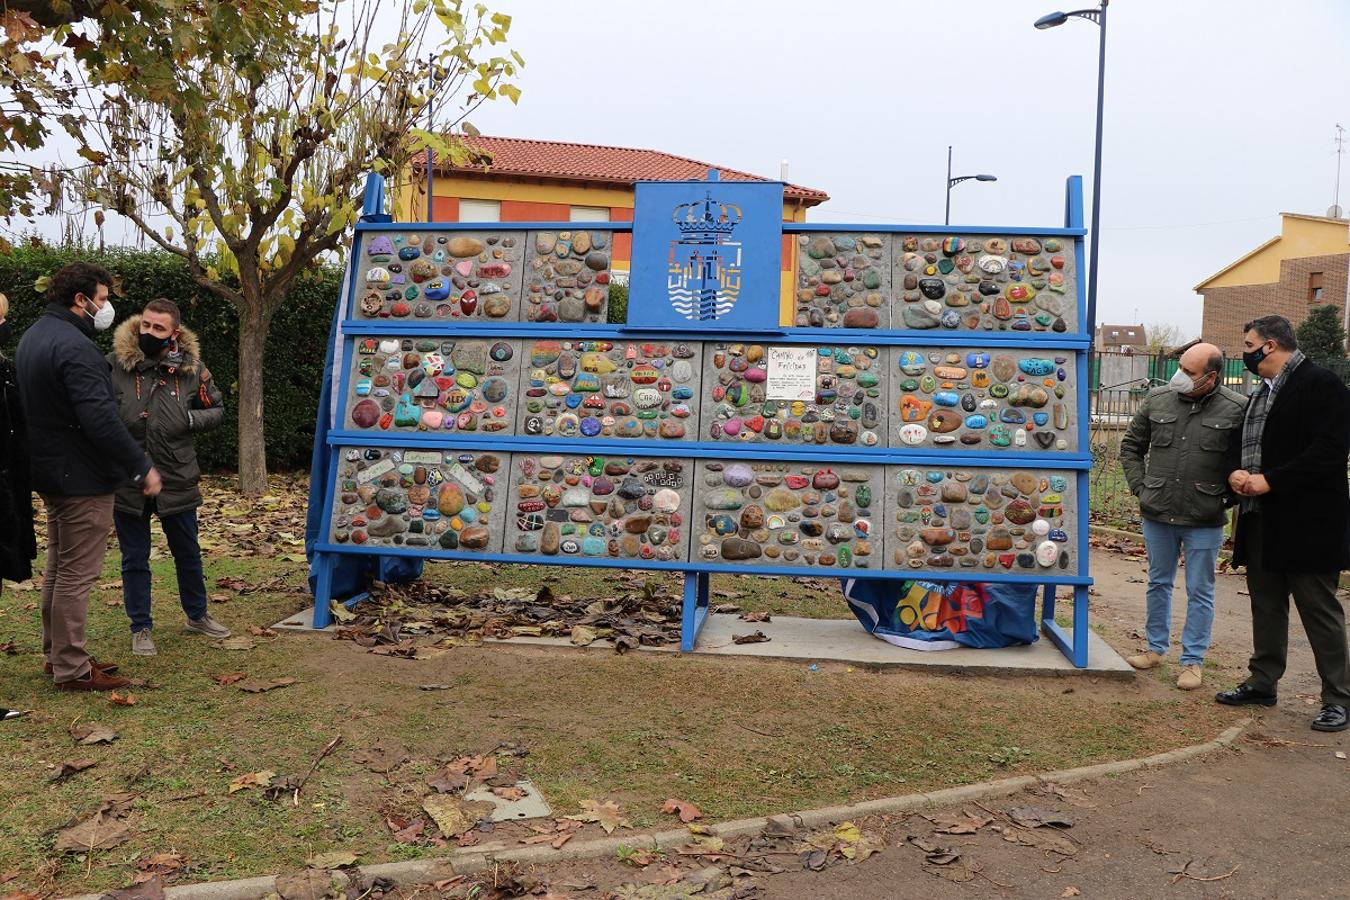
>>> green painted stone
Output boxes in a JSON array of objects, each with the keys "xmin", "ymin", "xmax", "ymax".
[
  {"xmin": 937, "ymin": 259, "xmax": 954, "ymax": 275},
  {"xmin": 855, "ymin": 484, "xmax": 872, "ymax": 508},
  {"xmin": 974, "ymin": 507, "xmax": 990, "ymax": 524},
  {"xmin": 857, "ymin": 372, "xmax": 879, "ymax": 388},
  {"xmin": 1055, "ymin": 385, "xmax": 1066, "ymax": 398},
  {"xmin": 455, "ymin": 372, "xmax": 478, "ymax": 389},
  {"xmin": 862, "ymin": 269, "xmax": 882, "ymax": 289},
  {"xmin": 637, "ymin": 409, "xmax": 658, "ymax": 419},
  {"xmin": 838, "ymin": 545, "xmax": 853, "ymax": 567},
  {"xmin": 589, "ymin": 458, "xmax": 605, "ymax": 476},
  {"xmin": 848, "ymin": 406, "xmax": 861, "ymax": 420},
  {"xmin": 990, "ymin": 383, "xmax": 1009, "ymax": 398},
  {"xmin": 900, "ymin": 378, "xmax": 919, "ymax": 392},
  {"xmin": 919, "ymin": 375, "xmax": 937, "ymax": 393}
]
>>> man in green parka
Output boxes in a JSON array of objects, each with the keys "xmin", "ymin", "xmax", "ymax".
[{"xmin": 109, "ymin": 298, "xmax": 231, "ymax": 655}]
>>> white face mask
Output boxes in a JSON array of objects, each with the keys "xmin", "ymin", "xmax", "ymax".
[
  {"xmin": 1169, "ymin": 368, "xmax": 1208, "ymax": 395},
  {"xmin": 84, "ymin": 296, "xmax": 115, "ymax": 331}
]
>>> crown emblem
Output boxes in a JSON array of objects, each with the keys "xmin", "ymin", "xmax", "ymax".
[{"xmin": 673, "ymin": 192, "xmax": 741, "ymax": 236}]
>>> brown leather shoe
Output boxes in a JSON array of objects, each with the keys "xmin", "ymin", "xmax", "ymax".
[
  {"xmin": 55, "ymin": 669, "xmax": 132, "ymax": 692},
  {"xmin": 44, "ymin": 659, "xmax": 120, "ymax": 677}
]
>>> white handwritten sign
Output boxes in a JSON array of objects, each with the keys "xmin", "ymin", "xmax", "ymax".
[{"xmin": 766, "ymin": 346, "xmax": 817, "ymax": 401}]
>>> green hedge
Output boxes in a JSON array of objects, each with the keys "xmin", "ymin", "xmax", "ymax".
[{"xmin": 0, "ymin": 244, "xmax": 340, "ymax": 472}]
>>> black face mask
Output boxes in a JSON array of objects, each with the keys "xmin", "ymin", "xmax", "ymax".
[
  {"xmin": 0, "ymin": 321, "xmax": 11, "ymax": 346},
  {"xmin": 1243, "ymin": 344, "xmax": 1269, "ymax": 376},
  {"xmin": 138, "ymin": 331, "xmax": 171, "ymax": 358}
]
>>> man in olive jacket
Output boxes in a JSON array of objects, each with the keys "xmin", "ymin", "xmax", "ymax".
[
  {"xmin": 1120, "ymin": 342, "xmax": 1246, "ymax": 690},
  {"xmin": 109, "ymin": 299, "xmax": 231, "ymax": 656}
]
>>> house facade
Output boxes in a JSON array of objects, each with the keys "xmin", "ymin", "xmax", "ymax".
[{"xmin": 1196, "ymin": 212, "xmax": 1350, "ymax": 354}]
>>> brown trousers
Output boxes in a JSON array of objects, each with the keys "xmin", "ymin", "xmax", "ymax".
[{"xmin": 40, "ymin": 493, "xmax": 114, "ymax": 682}]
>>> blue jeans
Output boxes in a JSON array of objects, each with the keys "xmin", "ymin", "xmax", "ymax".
[
  {"xmin": 114, "ymin": 506, "xmax": 209, "ymax": 632},
  {"xmin": 1141, "ymin": 518, "xmax": 1222, "ymax": 666}
]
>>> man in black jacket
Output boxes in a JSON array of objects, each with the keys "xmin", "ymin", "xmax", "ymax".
[
  {"xmin": 1219, "ymin": 314, "xmax": 1350, "ymax": 732},
  {"xmin": 16, "ymin": 262, "xmax": 162, "ymax": 692}
]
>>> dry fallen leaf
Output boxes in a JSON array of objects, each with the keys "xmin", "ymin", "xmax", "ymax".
[
  {"xmin": 108, "ymin": 692, "xmax": 137, "ymax": 706},
  {"xmin": 248, "ymin": 625, "xmax": 278, "ymax": 638},
  {"xmin": 306, "ymin": 850, "xmax": 358, "ymax": 869},
  {"xmin": 1007, "ymin": 806, "xmax": 1075, "ymax": 829},
  {"xmin": 48, "ymin": 758, "xmax": 97, "ymax": 782},
  {"xmin": 739, "ymin": 611, "xmax": 771, "ymax": 623},
  {"xmin": 227, "ymin": 770, "xmax": 276, "ymax": 794},
  {"xmin": 55, "ymin": 815, "xmax": 131, "ymax": 853},
  {"xmin": 569, "ymin": 625, "xmax": 599, "ymax": 646},
  {"xmin": 1062, "ymin": 888, "xmax": 1082, "ymax": 898},
  {"xmin": 70, "ymin": 722, "xmax": 118, "ymax": 745},
  {"xmin": 351, "ymin": 742, "xmax": 410, "ymax": 774},
  {"xmin": 731, "ymin": 630, "xmax": 770, "ymax": 645},
  {"xmin": 100, "ymin": 875, "xmax": 165, "ymax": 900},
  {"xmin": 422, "ymin": 795, "xmax": 493, "ymax": 838},
  {"xmin": 274, "ymin": 869, "xmax": 341, "ymax": 900},
  {"xmin": 926, "ymin": 812, "xmax": 992, "ymax": 834},
  {"xmin": 136, "ymin": 851, "xmax": 187, "ymax": 876},
  {"xmin": 566, "ymin": 799, "xmax": 633, "ymax": 835},
  {"xmin": 491, "ymin": 786, "xmax": 527, "ymax": 801},
  {"xmin": 214, "ymin": 636, "xmax": 256, "ymax": 651},
  {"xmin": 211, "ymin": 672, "xmax": 248, "ymax": 686},
  {"xmin": 661, "ymin": 798, "xmax": 702, "ymax": 823}
]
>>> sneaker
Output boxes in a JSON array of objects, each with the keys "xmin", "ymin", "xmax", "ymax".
[
  {"xmin": 55, "ymin": 669, "xmax": 132, "ymax": 692},
  {"xmin": 1126, "ymin": 650, "xmax": 1164, "ymax": 670},
  {"xmin": 132, "ymin": 629, "xmax": 157, "ymax": 656},
  {"xmin": 1, "ymin": 708, "xmax": 25, "ymax": 721},
  {"xmin": 1177, "ymin": 665, "xmax": 1203, "ymax": 690},
  {"xmin": 185, "ymin": 613, "xmax": 231, "ymax": 639}
]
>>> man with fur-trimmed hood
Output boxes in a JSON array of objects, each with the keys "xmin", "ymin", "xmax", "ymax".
[{"xmin": 109, "ymin": 298, "xmax": 231, "ymax": 656}]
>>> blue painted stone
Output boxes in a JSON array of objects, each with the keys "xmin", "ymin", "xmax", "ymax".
[
  {"xmin": 898, "ymin": 350, "xmax": 927, "ymax": 375},
  {"xmin": 834, "ymin": 348, "xmax": 852, "ymax": 364},
  {"xmin": 990, "ymin": 424, "xmax": 1012, "ymax": 447},
  {"xmin": 926, "ymin": 471, "xmax": 945, "ymax": 483},
  {"xmin": 1049, "ymin": 529, "xmax": 1069, "ymax": 543},
  {"xmin": 1057, "ymin": 368, "xmax": 1067, "ymax": 381},
  {"xmin": 355, "ymin": 379, "xmax": 371, "ymax": 396},
  {"xmin": 709, "ymin": 514, "xmax": 737, "ymax": 535},
  {"xmin": 1011, "ymin": 319, "xmax": 1031, "ymax": 331},
  {"xmin": 934, "ymin": 504, "xmax": 947, "ymax": 519},
  {"xmin": 423, "ymin": 279, "xmax": 450, "ymax": 301},
  {"xmin": 672, "ymin": 386, "xmax": 694, "ymax": 400},
  {"xmin": 564, "ymin": 394, "xmax": 583, "ymax": 409},
  {"xmin": 459, "ymin": 506, "xmax": 478, "ymax": 524},
  {"xmin": 964, "ymin": 414, "xmax": 988, "ymax": 429},
  {"xmin": 398, "ymin": 246, "xmax": 420, "ymax": 260},
  {"xmin": 1018, "ymin": 358, "xmax": 1055, "ymax": 376},
  {"xmin": 933, "ymin": 391, "xmax": 960, "ymax": 407},
  {"xmin": 970, "ymin": 474, "xmax": 989, "ymax": 494},
  {"xmin": 999, "ymin": 408, "xmax": 1026, "ymax": 424},
  {"xmin": 394, "ymin": 394, "xmax": 420, "ymax": 426},
  {"xmin": 582, "ymin": 537, "xmax": 605, "ymax": 556},
  {"xmin": 1050, "ymin": 475, "xmax": 1068, "ymax": 492},
  {"xmin": 572, "ymin": 373, "xmax": 600, "ymax": 392},
  {"xmin": 1033, "ymin": 412, "xmax": 1049, "ymax": 426},
  {"xmin": 966, "ymin": 352, "xmax": 990, "ymax": 368},
  {"xmin": 580, "ymin": 417, "xmax": 602, "ymax": 436}
]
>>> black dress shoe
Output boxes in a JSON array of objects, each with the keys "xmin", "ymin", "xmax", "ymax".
[
  {"xmin": 1215, "ymin": 684, "xmax": 1278, "ymax": 707},
  {"xmin": 1, "ymin": 707, "xmax": 24, "ymax": 721},
  {"xmin": 1311, "ymin": 704, "xmax": 1349, "ymax": 733}
]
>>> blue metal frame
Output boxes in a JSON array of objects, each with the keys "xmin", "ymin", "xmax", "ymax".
[{"xmin": 314, "ymin": 175, "xmax": 1096, "ymax": 666}]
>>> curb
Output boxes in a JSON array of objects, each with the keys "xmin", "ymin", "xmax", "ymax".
[{"xmin": 65, "ymin": 719, "xmax": 1250, "ymax": 900}]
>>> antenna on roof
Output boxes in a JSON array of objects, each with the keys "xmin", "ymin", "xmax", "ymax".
[
  {"xmin": 1331, "ymin": 123, "xmax": 1345, "ymax": 219},
  {"xmin": 780, "ymin": 159, "xmax": 789, "ymax": 181}
]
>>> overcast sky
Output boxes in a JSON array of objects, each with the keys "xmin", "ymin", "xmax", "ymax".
[{"xmin": 451, "ymin": 0, "xmax": 1350, "ymax": 337}]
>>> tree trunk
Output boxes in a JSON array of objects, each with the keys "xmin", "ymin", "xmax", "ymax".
[{"xmin": 236, "ymin": 304, "xmax": 272, "ymax": 495}]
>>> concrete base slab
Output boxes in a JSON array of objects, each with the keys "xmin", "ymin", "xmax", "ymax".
[
  {"xmin": 275, "ymin": 607, "xmax": 1131, "ymax": 677},
  {"xmin": 464, "ymin": 777, "xmax": 551, "ymax": 822}
]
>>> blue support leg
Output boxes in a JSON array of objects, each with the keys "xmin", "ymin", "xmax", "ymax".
[
  {"xmin": 311, "ymin": 552, "xmax": 335, "ymax": 629},
  {"xmin": 1040, "ymin": 582, "xmax": 1057, "ymax": 624},
  {"xmin": 680, "ymin": 571, "xmax": 712, "ymax": 652},
  {"xmin": 1072, "ymin": 583, "xmax": 1091, "ymax": 668}
]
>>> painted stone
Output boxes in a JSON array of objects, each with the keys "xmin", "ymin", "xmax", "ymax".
[
  {"xmin": 523, "ymin": 339, "xmax": 698, "ymax": 440},
  {"xmin": 347, "ymin": 337, "xmax": 518, "ymax": 434},
  {"xmin": 696, "ymin": 459, "xmax": 879, "ymax": 569},
  {"xmin": 356, "ymin": 230, "xmax": 521, "ymax": 319},
  {"xmin": 525, "ymin": 230, "xmax": 611, "ymax": 323},
  {"xmin": 703, "ymin": 343, "xmax": 886, "ymax": 447}
]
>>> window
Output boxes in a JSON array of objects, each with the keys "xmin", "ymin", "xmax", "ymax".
[
  {"xmin": 569, "ymin": 205, "xmax": 610, "ymax": 222},
  {"xmin": 1309, "ymin": 271, "xmax": 1324, "ymax": 302},
  {"xmin": 458, "ymin": 198, "xmax": 500, "ymax": 222}
]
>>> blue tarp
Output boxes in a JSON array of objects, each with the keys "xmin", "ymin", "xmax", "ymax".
[
  {"xmin": 304, "ymin": 292, "xmax": 423, "ymax": 600},
  {"xmin": 842, "ymin": 578, "xmax": 1039, "ymax": 651}
]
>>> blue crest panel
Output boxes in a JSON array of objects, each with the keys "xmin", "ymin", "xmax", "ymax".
[{"xmin": 628, "ymin": 179, "xmax": 784, "ymax": 331}]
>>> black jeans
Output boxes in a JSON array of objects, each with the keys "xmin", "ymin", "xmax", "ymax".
[
  {"xmin": 114, "ymin": 505, "xmax": 209, "ymax": 632},
  {"xmin": 1243, "ymin": 513, "xmax": 1350, "ymax": 706}
]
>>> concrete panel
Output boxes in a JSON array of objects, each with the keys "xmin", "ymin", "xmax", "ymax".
[
  {"xmin": 886, "ymin": 465, "xmax": 1079, "ymax": 576},
  {"xmin": 892, "ymin": 234, "xmax": 1078, "ymax": 334},
  {"xmin": 517, "ymin": 338, "xmax": 701, "ymax": 441},
  {"xmin": 699, "ymin": 342, "xmax": 888, "ymax": 447},
  {"xmin": 353, "ymin": 230, "xmax": 524, "ymax": 321},
  {"xmin": 330, "ymin": 447, "xmax": 508, "ymax": 554},
  {"xmin": 522, "ymin": 229, "xmax": 614, "ymax": 323},
  {"xmin": 691, "ymin": 459, "xmax": 882, "ymax": 570},
  {"xmin": 889, "ymin": 346, "xmax": 1078, "ymax": 452},
  {"xmin": 791, "ymin": 232, "xmax": 891, "ymax": 328},
  {"xmin": 344, "ymin": 337, "xmax": 520, "ymax": 436},
  {"xmin": 504, "ymin": 452, "xmax": 692, "ymax": 562}
]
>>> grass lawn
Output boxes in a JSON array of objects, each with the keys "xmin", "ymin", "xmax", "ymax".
[{"xmin": 0, "ymin": 479, "xmax": 1238, "ymax": 894}]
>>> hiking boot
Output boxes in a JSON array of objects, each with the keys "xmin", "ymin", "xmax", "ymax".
[
  {"xmin": 1126, "ymin": 650, "xmax": 1164, "ymax": 670},
  {"xmin": 43, "ymin": 659, "xmax": 120, "ymax": 677},
  {"xmin": 55, "ymin": 669, "xmax": 132, "ymax": 692},
  {"xmin": 1177, "ymin": 664, "xmax": 1203, "ymax": 690},
  {"xmin": 185, "ymin": 613, "xmax": 231, "ymax": 639},
  {"xmin": 132, "ymin": 629, "xmax": 157, "ymax": 656}
]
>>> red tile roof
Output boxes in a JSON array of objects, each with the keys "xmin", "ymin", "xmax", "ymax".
[{"xmin": 412, "ymin": 135, "xmax": 829, "ymax": 205}]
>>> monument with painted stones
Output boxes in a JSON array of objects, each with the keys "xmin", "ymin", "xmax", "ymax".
[{"xmin": 309, "ymin": 171, "xmax": 1094, "ymax": 666}]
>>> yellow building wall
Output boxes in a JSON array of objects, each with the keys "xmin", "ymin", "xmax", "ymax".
[{"xmin": 1202, "ymin": 215, "xmax": 1349, "ymax": 288}]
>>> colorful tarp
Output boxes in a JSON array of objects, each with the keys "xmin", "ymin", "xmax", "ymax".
[{"xmin": 842, "ymin": 578, "xmax": 1039, "ymax": 651}]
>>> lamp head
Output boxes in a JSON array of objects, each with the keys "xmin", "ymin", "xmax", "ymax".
[
  {"xmin": 1034, "ymin": 10, "xmax": 1069, "ymax": 28},
  {"xmin": 975, "ymin": 174, "xmax": 998, "ymax": 182}
]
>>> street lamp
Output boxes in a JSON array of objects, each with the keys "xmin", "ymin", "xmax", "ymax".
[
  {"xmin": 1035, "ymin": 1, "xmax": 1108, "ymax": 345},
  {"xmin": 945, "ymin": 145, "xmax": 997, "ymax": 226}
]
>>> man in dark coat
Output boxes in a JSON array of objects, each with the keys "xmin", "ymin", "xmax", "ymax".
[
  {"xmin": 1219, "ymin": 314, "xmax": 1350, "ymax": 732},
  {"xmin": 16, "ymin": 262, "xmax": 161, "ymax": 691},
  {"xmin": 109, "ymin": 298, "xmax": 230, "ymax": 655}
]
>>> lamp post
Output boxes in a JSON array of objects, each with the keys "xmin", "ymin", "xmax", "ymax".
[
  {"xmin": 1035, "ymin": 1, "xmax": 1108, "ymax": 345},
  {"xmin": 945, "ymin": 145, "xmax": 997, "ymax": 226}
]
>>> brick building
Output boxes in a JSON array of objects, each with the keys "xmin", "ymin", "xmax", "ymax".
[{"xmin": 1196, "ymin": 212, "xmax": 1350, "ymax": 354}]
